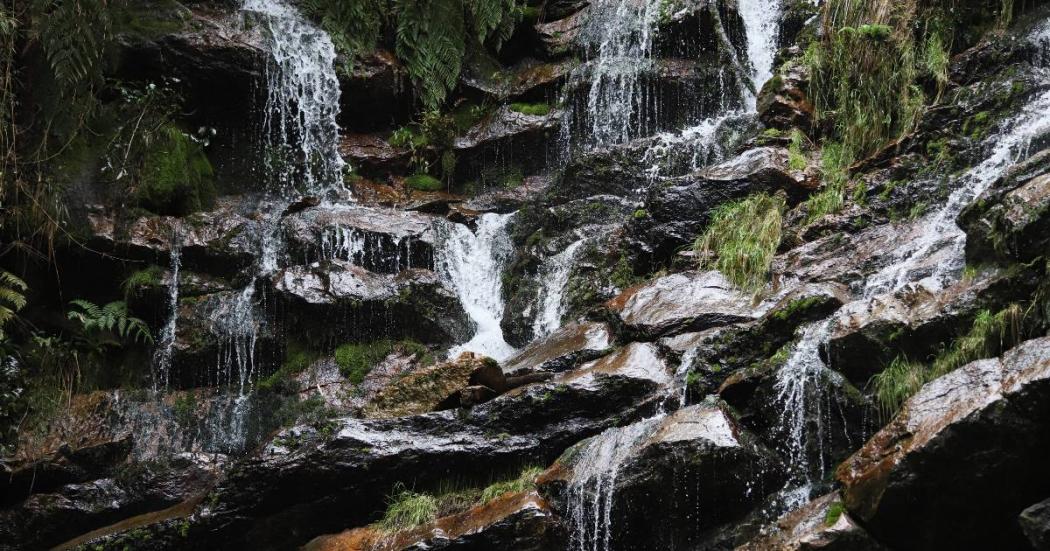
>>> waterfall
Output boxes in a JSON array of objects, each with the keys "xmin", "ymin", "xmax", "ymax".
[
  {"xmin": 151, "ymin": 234, "xmax": 181, "ymax": 391},
  {"xmin": 737, "ymin": 0, "xmax": 784, "ymax": 107},
  {"xmin": 532, "ymin": 238, "xmax": 588, "ymax": 339},
  {"xmin": 566, "ymin": 417, "xmax": 665, "ymax": 551},
  {"xmin": 563, "ymin": 0, "xmax": 660, "ymax": 151},
  {"xmin": 242, "ymin": 0, "xmax": 345, "ymax": 194},
  {"xmin": 437, "ymin": 213, "xmax": 518, "ymax": 361}
]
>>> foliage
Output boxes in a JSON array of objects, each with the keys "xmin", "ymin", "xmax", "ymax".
[
  {"xmin": 134, "ymin": 125, "xmax": 216, "ymax": 216},
  {"xmin": 478, "ymin": 465, "xmax": 543, "ymax": 503},
  {"xmin": 871, "ymin": 305, "xmax": 1023, "ymax": 419},
  {"xmin": 67, "ymin": 299, "xmax": 153, "ymax": 345},
  {"xmin": 121, "ymin": 265, "xmax": 164, "ymax": 298},
  {"xmin": 258, "ymin": 340, "xmax": 319, "ymax": 393},
  {"xmin": 825, "ymin": 501, "xmax": 846, "ymax": 526},
  {"xmin": 804, "ymin": 142, "xmax": 853, "ymax": 223},
  {"xmin": 509, "ymin": 102, "xmax": 550, "ymax": 116},
  {"xmin": 0, "ymin": 270, "xmax": 28, "ymax": 341},
  {"xmin": 694, "ymin": 193, "xmax": 785, "ymax": 294},
  {"xmin": 305, "ymin": 0, "xmax": 519, "ymax": 110},
  {"xmin": 334, "ymin": 340, "xmax": 395, "ymax": 383},
  {"xmin": 380, "ymin": 486, "xmax": 439, "ymax": 531},
  {"xmin": 787, "ymin": 128, "xmax": 807, "ymax": 171},
  {"xmin": 405, "ymin": 173, "xmax": 444, "ymax": 191}
]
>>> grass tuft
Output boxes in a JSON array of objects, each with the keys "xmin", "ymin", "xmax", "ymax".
[
  {"xmin": 380, "ymin": 487, "xmax": 439, "ymax": 531},
  {"xmin": 695, "ymin": 193, "xmax": 785, "ymax": 295},
  {"xmin": 405, "ymin": 173, "xmax": 444, "ymax": 192}
]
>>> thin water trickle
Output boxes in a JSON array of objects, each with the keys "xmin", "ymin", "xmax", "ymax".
[
  {"xmin": 437, "ymin": 213, "xmax": 518, "ymax": 361},
  {"xmin": 533, "ymin": 238, "xmax": 588, "ymax": 339},
  {"xmin": 737, "ymin": 0, "xmax": 783, "ymax": 108},
  {"xmin": 152, "ymin": 233, "xmax": 181, "ymax": 391},
  {"xmin": 242, "ymin": 0, "xmax": 345, "ymax": 194}
]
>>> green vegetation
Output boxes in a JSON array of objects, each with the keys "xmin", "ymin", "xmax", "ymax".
[
  {"xmin": 379, "ymin": 465, "xmax": 543, "ymax": 532},
  {"xmin": 804, "ymin": 142, "xmax": 853, "ymax": 223},
  {"xmin": 302, "ymin": 0, "xmax": 520, "ymax": 109},
  {"xmin": 67, "ymin": 299, "xmax": 153, "ymax": 345},
  {"xmin": 405, "ymin": 173, "xmax": 445, "ymax": 192},
  {"xmin": 787, "ymin": 128, "xmax": 808, "ymax": 171},
  {"xmin": 871, "ymin": 305, "xmax": 1023, "ymax": 418},
  {"xmin": 825, "ymin": 501, "xmax": 846, "ymax": 526},
  {"xmin": 0, "ymin": 270, "xmax": 27, "ymax": 342},
  {"xmin": 509, "ymin": 102, "xmax": 551, "ymax": 116},
  {"xmin": 121, "ymin": 265, "xmax": 165, "ymax": 298},
  {"xmin": 694, "ymin": 193, "xmax": 786, "ymax": 294},
  {"xmin": 134, "ymin": 125, "xmax": 216, "ymax": 216},
  {"xmin": 258, "ymin": 340, "xmax": 321, "ymax": 392},
  {"xmin": 335, "ymin": 340, "xmax": 395, "ymax": 383}
]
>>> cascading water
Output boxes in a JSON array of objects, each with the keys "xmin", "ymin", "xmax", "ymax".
[
  {"xmin": 532, "ymin": 238, "xmax": 588, "ymax": 339},
  {"xmin": 437, "ymin": 213, "xmax": 518, "ymax": 361},
  {"xmin": 737, "ymin": 0, "xmax": 783, "ymax": 107},
  {"xmin": 566, "ymin": 417, "xmax": 665, "ymax": 551},
  {"xmin": 242, "ymin": 0, "xmax": 345, "ymax": 194},
  {"xmin": 562, "ymin": 0, "xmax": 660, "ymax": 151},
  {"xmin": 151, "ymin": 234, "xmax": 181, "ymax": 391}
]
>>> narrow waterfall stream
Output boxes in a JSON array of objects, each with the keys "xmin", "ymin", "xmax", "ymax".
[
  {"xmin": 152, "ymin": 232, "xmax": 181, "ymax": 390},
  {"xmin": 437, "ymin": 213, "xmax": 518, "ymax": 362},
  {"xmin": 533, "ymin": 238, "xmax": 588, "ymax": 339},
  {"xmin": 737, "ymin": 0, "xmax": 783, "ymax": 107}
]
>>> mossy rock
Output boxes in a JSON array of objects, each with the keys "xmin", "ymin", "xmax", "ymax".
[
  {"xmin": 134, "ymin": 125, "xmax": 216, "ymax": 216},
  {"xmin": 405, "ymin": 173, "xmax": 445, "ymax": 192}
]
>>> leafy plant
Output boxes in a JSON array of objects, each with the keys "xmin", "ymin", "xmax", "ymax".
[
  {"xmin": 380, "ymin": 486, "xmax": 439, "ymax": 531},
  {"xmin": 334, "ymin": 340, "xmax": 394, "ymax": 383},
  {"xmin": 694, "ymin": 193, "xmax": 785, "ymax": 295},
  {"xmin": 787, "ymin": 129, "xmax": 807, "ymax": 171},
  {"xmin": 804, "ymin": 142, "xmax": 853, "ymax": 223},
  {"xmin": 67, "ymin": 299, "xmax": 153, "ymax": 344},
  {"xmin": 479, "ymin": 465, "xmax": 542, "ymax": 503},
  {"xmin": 0, "ymin": 270, "xmax": 27, "ymax": 341}
]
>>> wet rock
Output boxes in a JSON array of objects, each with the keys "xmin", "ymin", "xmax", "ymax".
[
  {"xmin": 453, "ymin": 105, "xmax": 562, "ymax": 184},
  {"xmin": 628, "ymin": 147, "xmax": 805, "ymax": 268},
  {"xmin": 303, "ymin": 491, "xmax": 564, "ymax": 551},
  {"xmin": 737, "ymin": 492, "xmax": 887, "ymax": 551},
  {"xmin": 338, "ymin": 133, "xmax": 413, "ymax": 179},
  {"xmin": 461, "ymin": 58, "xmax": 575, "ymax": 102},
  {"xmin": 86, "ymin": 198, "xmax": 256, "ymax": 278},
  {"xmin": 825, "ymin": 267, "xmax": 1039, "ymax": 387},
  {"xmin": 338, "ymin": 49, "xmax": 414, "ymax": 132},
  {"xmin": 463, "ymin": 174, "xmax": 552, "ymax": 213},
  {"xmin": 502, "ymin": 321, "xmax": 612, "ymax": 376},
  {"xmin": 362, "ymin": 353, "xmax": 505, "ymax": 418},
  {"xmin": 272, "ymin": 261, "xmax": 471, "ymax": 346},
  {"xmin": 175, "ymin": 342, "xmax": 669, "ymax": 548},
  {"xmin": 607, "ymin": 271, "xmax": 757, "ymax": 339},
  {"xmin": 1020, "ymin": 498, "xmax": 1050, "ymax": 551},
  {"xmin": 0, "ymin": 454, "xmax": 220, "ymax": 550},
  {"xmin": 534, "ymin": 9, "xmax": 586, "ymax": 59},
  {"xmin": 758, "ymin": 58, "xmax": 814, "ymax": 131},
  {"xmin": 547, "ymin": 143, "xmax": 650, "ymax": 206},
  {"xmin": 281, "ymin": 203, "xmax": 437, "ymax": 273},
  {"xmin": 540, "ymin": 402, "xmax": 785, "ymax": 549},
  {"xmin": 960, "ymin": 147, "xmax": 1050, "ymax": 263},
  {"xmin": 837, "ymin": 337, "xmax": 1050, "ymax": 550}
]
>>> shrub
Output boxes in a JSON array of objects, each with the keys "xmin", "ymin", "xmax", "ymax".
[{"xmin": 694, "ymin": 193, "xmax": 785, "ymax": 294}]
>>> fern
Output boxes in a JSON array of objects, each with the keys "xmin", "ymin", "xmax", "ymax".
[
  {"xmin": 32, "ymin": 0, "xmax": 113, "ymax": 97},
  {"xmin": 68, "ymin": 299, "xmax": 153, "ymax": 344},
  {"xmin": 0, "ymin": 271, "xmax": 27, "ymax": 341}
]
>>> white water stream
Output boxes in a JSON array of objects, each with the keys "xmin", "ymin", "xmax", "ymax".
[
  {"xmin": 151, "ymin": 233, "xmax": 181, "ymax": 390},
  {"xmin": 437, "ymin": 213, "xmax": 518, "ymax": 362},
  {"xmin": 533, "ymin": 238, "xmax": 589, "ymax": 339}
]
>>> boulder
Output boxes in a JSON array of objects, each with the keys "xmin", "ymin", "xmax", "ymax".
[
  {"xmin": 302, "ymin": 491, "xmax": 564, "ymax": 551},
  {"xmin": 757, "ymin": 58, "xmax": 814, "ymax": 131},
  {"xmin": 960, "ymin": 147, "xmax": 1050, "ymax": 263},
  {"xmin": 338, "ymin": 49, "xmax": 415, "ymax": 132},
  {"xmin": 453, "ymin": 105, "xmax": 562, "ymax": 184},
  {"xmin": 837, "ymin": 337, "xmax": 1050, "ymax": 550},
  {"xmin": 540, "ymin": 403, "xmax": 785, "ymax": 549},
  {"xmin": 607, "ymin": 271, "xmax": 757, "ymax": 339},
  {"xmin": 502, "ymin": 321, "xmax": 612, "ymax": 376},
  {"xmin": 338, "ymin": 133, "xmax": 413, "ymax": 180},
  {"xmin": 1020, "ymin": 498, "xmax": 1050, "ymax": 551},
  {"xmin": 272, "ymin": 261, "xmax": 471, "ymax": 345},
  {"xmin": 737, "ymin": 492, "xmax": 887, "ymax": 551},
  {"xmin": 628, "ymin": 147, "xmax": 806, "ymax": 268},
  {"xmin": 461, "ymin": 58, "xmax": 575, "ymax": 103},
  {"xmin": 281, "ymin": 203, "xmax": 437, "ymax": 273},
  {"xmin": 142, "ymin": 342, "xmax": 668, "ymax": 549},
  {"xmin": 361, "ymin": 353, "xmax": 505, "ymax": 418}
]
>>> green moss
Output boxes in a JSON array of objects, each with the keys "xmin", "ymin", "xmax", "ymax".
[
  {"xmin": 405, "ymin": 173, "xmax": 444, "ymax": 192},
  {"xmin": 135, "ymin": 125, "xmax": 216, "ymax": 216},
  {"xmin": 334, "ymin": 340, "xmax": 395, "ymax": 383},
  {"xmin": 787, "ymin": 128, "xmax": 808, "ymax": 171},
  {"xmin": 825, "ymin": 501, "xmax": 846, "ymax": 526},
  {"xmin": 633, "ymin": 208, "xmax": 649, "ymax": 219},
  {"xmin": 479, "ymin": 466, "xmax": 543, "ymax": 503},
  {"xmin": 509, "ymin": 102, "xmax": 551, "ymax": 116},
  {"xmin": 258, "ymin": 340, "xmax": 319, "ymax": 393},
  {"xmin": 771, "ymin": 295, "xmax": 824, "ymax": 322}
]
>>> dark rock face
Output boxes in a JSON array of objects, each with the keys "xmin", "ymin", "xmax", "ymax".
[
  {"xmin": 166, "ymin": 343, "xmax": 670, "ymax": 549},
  {"xmin": 273, "ymin": 261, "xmax": 471, "ymax": 345},
  {"xmin": 607, "ymin": 271, "xmax": 758, "ymax": 339},
  {"xmin": 338, "ymin": 50, "xmax": 415, "ymax": 132},
  {"xmin": 303, "ymin": 491, "xmax": 566, "ymax": 551},
  {"xmin": 837, "ymin": 337, "xmax": 1050, "ymax": 551},
  {"xmin": 757, "ymin": 58, "xmax": 814, "ymax": 131},
  {"xmin": 1020, "ymin": 498, "xmax": 1050, "ymax": 551},
  {"xmin": 540, "ymin": 403, "xmax": 785, "ymax": 550},
  {"xmin": 454, "ymin": 106, "xmax": 563, "ymax": 184},
  {"xmin": 738, "ymin": 492, "xmax": 887, "ymax": 551},
  {"xmin": 960, "ymin": 148, "xmax": 1050, "ymax": 263},
  {"xmin": 627, "ymin": 147, "xmax": 806, "ymax": 268}
]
